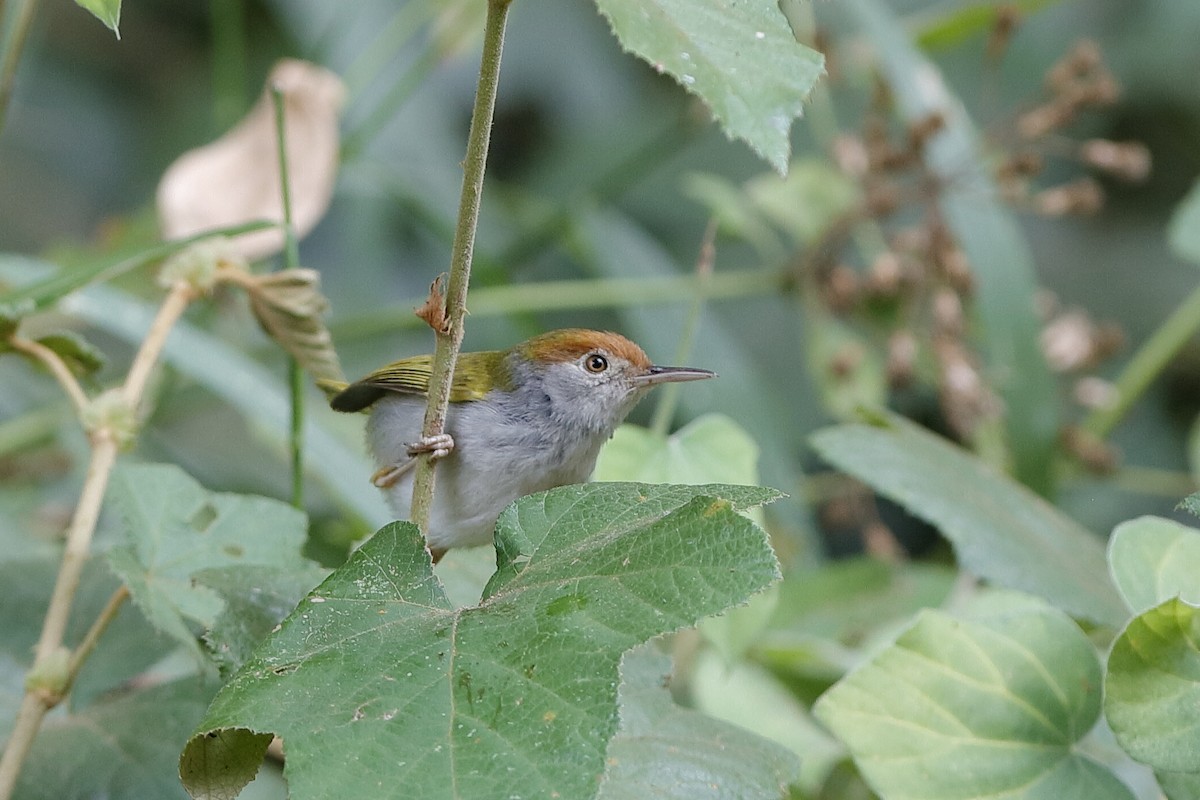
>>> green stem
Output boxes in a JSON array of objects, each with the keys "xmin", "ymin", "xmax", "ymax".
[
  {"xmin": 650, "ymin": 223, "xmax": 715, "ymax": 437},
  {"xmin": 409, "ymin": 0, "xmax": 512, "ymax": 537},
  {"xmin": 0, "ymin": 0, "xmax": 38, "ymax": 138},
  {"xmin": 211, "ymin": 0, "xmax": 247, "ymax": 129},
  {"xmin": 330, "ymin": 268, "xmax": 786, "ymax": 341},
  {"xmin": 272, "ymin": 84, "xmax": 306, "ymax": 510},
  {"xmin": 1082, "ymin": 282, "xmax": 1200, "ymax": 439}
]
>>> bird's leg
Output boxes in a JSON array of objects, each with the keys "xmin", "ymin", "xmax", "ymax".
[{"xmin": 369, "ymin": 434, "xmax": 456, "ymax": 489}]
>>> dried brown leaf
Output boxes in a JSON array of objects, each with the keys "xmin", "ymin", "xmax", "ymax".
[
  {"xmin": 236, "ymin": 267, "xmax": 344, "ymax": 384},
  {"xmin": 415, "ymin": 275, "xmax": 450, "ymax": 334},
  {"xmin": 157, "ymin": 59, "xmax": 345, "ymax": 260}
]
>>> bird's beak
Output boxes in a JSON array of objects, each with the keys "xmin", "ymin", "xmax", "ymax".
[{"xmin": 631, "ymin": 365, "xmax": 717, "ymax": 388}]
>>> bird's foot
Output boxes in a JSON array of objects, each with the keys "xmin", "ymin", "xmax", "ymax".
[
  {"xmin": 406, "ymin": 433, "xmax": 455, "ymax": 461},
  {"xmin": 370, "ymin": 434, "xmax": 455, "ymax": 489}
]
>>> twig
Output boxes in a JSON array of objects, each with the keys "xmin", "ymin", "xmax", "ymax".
[
  {"xmin": 7, "ymin": 336, "xmax": 89, "ymax": 414},
  {"xmin": 0, "ymin": 0, "xmax": 39, "ymax": 137},
  {"xmin": 0, "ymin": 281, "xmax": 197, "ymax": 800},
  {"xmin": 408, "ymin": 0, "xmax": 513, "ymax": 536},
  {"xmin": 66, "ymin": 585, "xmax": 130, "ymax": 682},
  {"xmin": 1082, "ymin": 283, "xmax": 1200, "ymax": 440},
  {"xmin": 271, "ymin": 83, "xmax": 306, "ymax": 510}
]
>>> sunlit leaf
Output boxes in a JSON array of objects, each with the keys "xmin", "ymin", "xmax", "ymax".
[
  {"xmin": 181, "ymin": 482, "xmax": 781, "ymax": 799},
  {"xmin": 594, "ymin": 0, "xmax": 824, "ymax": 174},
  {"xmin": 815, "ymin": 601, "xmax": 1132, "ymax": 800},
  {"xmin": 1105, "ymin": 598, "xmax": 1200, "ymax": 775},
  {"xmin": 1108, "ymin": 516, "xmax": 1200, "ymax": 614}
]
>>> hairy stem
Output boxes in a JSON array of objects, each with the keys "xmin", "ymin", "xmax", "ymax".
[
  {"xmin": 8, "ymin": 336, "xmax": 89, "ymax": 414},
  {"xmin": 409, "ymin": 0, "xmax": 512, "ymax": 536},
  {"xmin": 1082, "ymin": 283, "xmax": 1200, "ymax": 440},
  {"xmin": 0, "ymin": 282, "xmax": 196, "ymax": 800}
]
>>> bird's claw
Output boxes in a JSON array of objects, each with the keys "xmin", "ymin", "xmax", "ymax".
[
  {"xmin": 369, "ymin": 434, "xmax": 455, "ymax": 489},
  {"xmin": 406, "ymin": 433, "xmax": 455, "ymax": 461}
]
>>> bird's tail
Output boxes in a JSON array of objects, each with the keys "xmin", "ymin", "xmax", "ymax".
[{"xmin": 316, "ymin": 378, "xmax": 349, "ymax": 401}]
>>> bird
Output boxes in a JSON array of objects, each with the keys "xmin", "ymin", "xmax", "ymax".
[{"xmin": 321, "ymin": 329, "xmax": 715, "ymax": 562}]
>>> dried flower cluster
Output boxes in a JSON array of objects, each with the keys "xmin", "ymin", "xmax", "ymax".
[{"xmin": 812, "ymin": 23, "xmax": 1143, "ymax": 470}]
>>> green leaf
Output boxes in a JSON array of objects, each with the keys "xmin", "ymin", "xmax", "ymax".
[
  {"xmin": 595, "ymin": 416, "xmax": 772, "ymax": 663},
  {"xmin": 1159, "ymin": 771, "xmax": 1200, "ymax": 800},
  {"xmin": 593, "ymin": 414, "xmax": 759, "ymax": 487},
  {"xmin": 0, "ymin": 298, "xmax": 34, "ymax": 339},
  {"xmin": 1169, "ymin": 178, "xmax": 1200, "ymax": 265},
  {"xmin": 593, "ymin": 0, "xmax": 824, "ymax": 174},
  {"xmin": 810, "ymin": 416, "xmax": 1127, "ymax": 626},
  {"xmin": 843, "ymin": 0, "xmax": 1058, "ymax": 493},
  {"xmin": 815, "ymin": 602, "xmax": 1132, "ymax": 800},
  {"xmin": 182, "ymin": 482, "xmax": 781, "ymax": 800},
  {"xmin": 1105, "ymin": 597, "xmax": 1200, "ymax": 774},
  {"xmin": 35, "ymin": 331, "xmax": 106, "ymax": 375},
  {"xmin": 16, "ymin": 679, "xmax": 214, "ymax": 800},
  {"xmin": 1108, "ymin": 516, "xmax": 1200, "ymax": 614},
  {"xmin": 196, "ymin": 564, "xmax": 330, "ymax": 677},
  {"xmin": 689, "ymin": 648, "xmax": 845, "ymax": 794},
  {"xmin": 596, "ymin": 645, "xmax": 800, "ymax": 799},
  {"xmin": 107, "ymin": 463, "xmax": 315, "ymax": 659}
]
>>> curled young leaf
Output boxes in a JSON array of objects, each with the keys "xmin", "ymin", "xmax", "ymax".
[
  {"xmin": 35, "ymin": 331, "xmax": 106, "ymax": 376},
  {"xmin": 226, "ymin": 267, "xmax": 343, "ymax": 384},
  {"xmin": 156, "ymin": 59, "xmax": 345, "ymax": 261}
]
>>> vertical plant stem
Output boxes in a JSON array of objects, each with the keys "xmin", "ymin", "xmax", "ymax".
[
  {"xmin": 272, "ymin": 84, "xmax": 306, "ymax": 510},
  {"xmin": 409, "ymin": 0, "xmax": 512, "ymax": 536},
  {"xmin": 0, "ymin": 282, "xmax": 195, "ymax": 800},
  {"xmin": 650, "ymin": 222, "xmax": 715, "ymax": 437},
  {"xmin": 1082, "ymin": 282, "xmax": 1200, "ymax": 439},
  {"xmin": 211, "ymin": 0, "xmax": 247, "ymax": 129},
  {"xmin": 0, "ymin": 0, "xmax": 39, "ymax": 137}
]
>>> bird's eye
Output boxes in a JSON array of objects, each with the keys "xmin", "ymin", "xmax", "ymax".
[{"xmin": 584, "ymin": 353, "xmax": 609, "ymax": 373}]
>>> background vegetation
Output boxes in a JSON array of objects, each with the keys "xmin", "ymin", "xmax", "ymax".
[{"xmin": 1, "ymin": 0, "xmax": 1199, "ymax": 798}]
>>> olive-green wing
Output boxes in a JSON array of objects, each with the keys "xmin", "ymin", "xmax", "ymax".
[{"xmin": 325, "ymin": 353, "xmax": 492, "ymax": 413}]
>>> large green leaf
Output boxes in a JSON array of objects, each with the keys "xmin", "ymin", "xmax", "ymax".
[
  {"xmin": 14, "ymin": 678, "xmax": 213, "ymax": 800},
  {"xmin": 843, "ymin": 0, "xmax": 1058, "ymax": 493},
  {"xmin": 1105, "ymin": 597, "xmax": 1200, "ymax": 775},
  {"xmin": 596, "ymin": 645, "xmax": 800, "ymax": 799},
  {"xmin": 593, "ymin": 0, "xmax": 824, "ymax": 174},
  {"xmin": 1108, "ymin": 516, "xmax": 1200, "ymax": 614},
  {"xmin": 593, "ymin": 414, "xmax": 759, "ymax": 487},
  {"xmin": 181, "ymin": 482, "xmax": 781, "ymax": 800},
  {"xmin": 810, "ymin": 416, "xmax": 1127, "ymax": 626},
  {"xmin": 107, "ymin": 463, "xmax": 315, "ymax": 659},
  {"xmin": 814, "ymin": 602, "xmax": 1132, "ymax": 800}
]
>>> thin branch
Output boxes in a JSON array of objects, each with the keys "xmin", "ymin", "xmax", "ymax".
[
  {"xmin": 1082, "ymin": 283, "xmax": 1200, "ymax": 439},
  {"xmin": 0, "ymin": 0, "xmax": 39, "ymax": 137},
  {"xmin": 0, "ymin": 281, "xmax": 197, "ymax": 800},
  {"xmin": 123, "ymin": 281, "xmax": 195, "ymax": 405},
  {"xmin": 66, "ymin": 584, "xmax": 130, "ymax": 682},
  {"xmin": 8, "ymin": 336, "xmax": 89, "ymax": 414},
  {"xmin": 408, "ymin": 0, "xmax": 512, "ymax": 535},
  {"xmin": 271, "ymin": 82, "xmax": 306, "ymax": 510}
]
